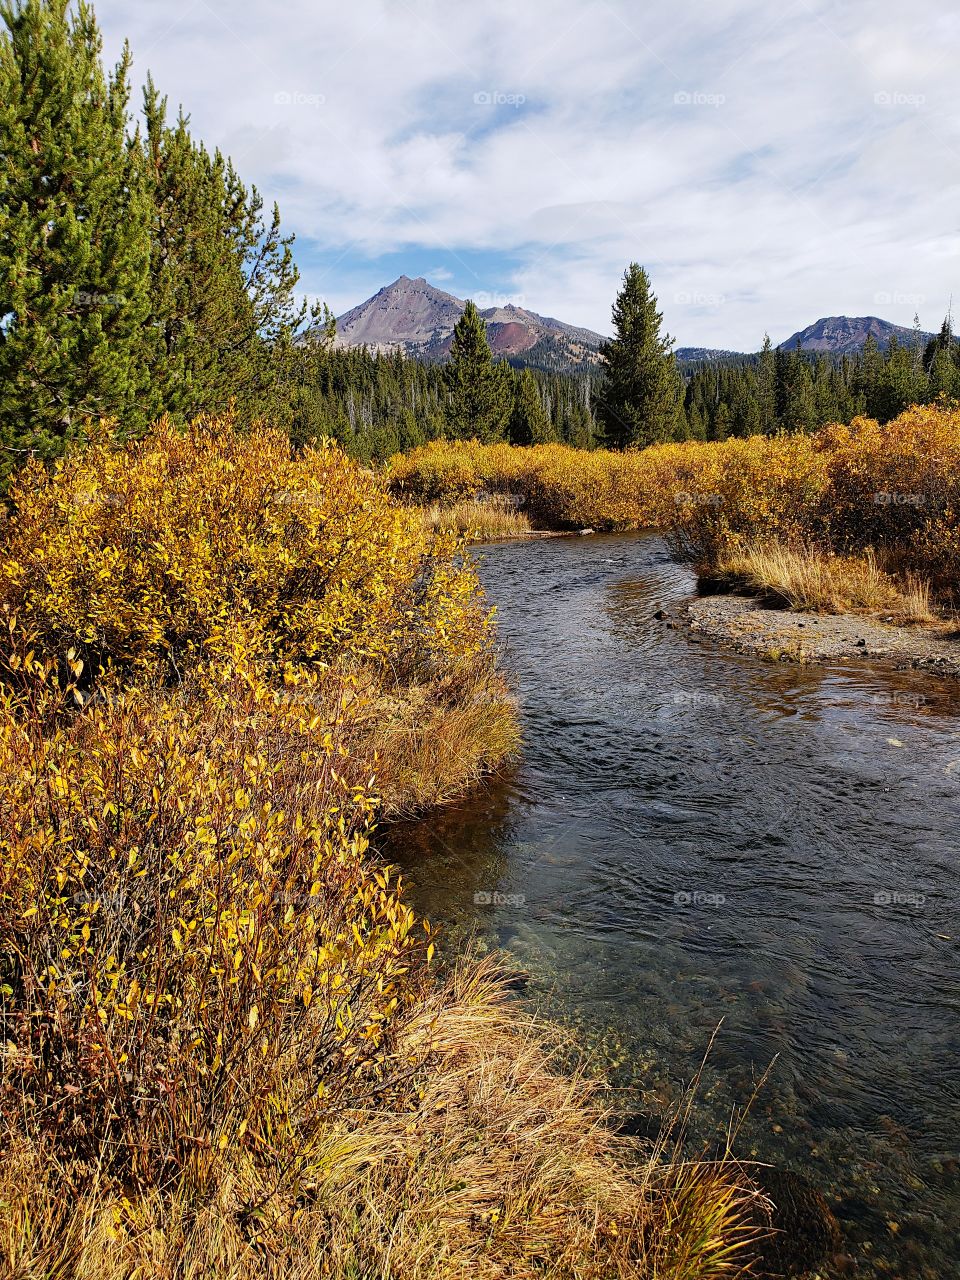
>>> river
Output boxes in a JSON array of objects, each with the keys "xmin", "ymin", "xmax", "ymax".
[{"xmin": 384, "ymin": 532, "xmax": 960, "ymax": 1278}]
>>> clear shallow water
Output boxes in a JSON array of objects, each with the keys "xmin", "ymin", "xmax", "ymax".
[{"xmin": 384, "ymin": 533, "xmax": 960, "ymax": 1278}]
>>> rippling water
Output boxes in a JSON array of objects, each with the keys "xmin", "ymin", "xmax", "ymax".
[{"xmin": 384, "ymin": 533, "xmax": 960, "ymax": 1278}]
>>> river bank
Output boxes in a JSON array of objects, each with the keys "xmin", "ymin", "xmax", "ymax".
[
  {"xmin": 674, "ymin": 593, "xmax": 960, "ymax": 679},
  {"xmin": 388, "ymin": 532, "xmax": 960, "ymax": 1280}
]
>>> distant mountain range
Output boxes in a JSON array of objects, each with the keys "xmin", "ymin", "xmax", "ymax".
[
  {"xmin": 673, "ymin": 346, "xmax": 745, "ymax": 363},
  {"xmin": 333, "ymin": 279, "xmax": 937, "ymax": 371},
  {"xmin": 776, "ymin": 315, "xmax": 934, "ymax": 355},
  {"xmin": 334, "ymin": 276, "xmax": 605, "ymax": 373}
]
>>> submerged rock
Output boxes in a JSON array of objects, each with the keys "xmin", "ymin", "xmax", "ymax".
[
  {"xmin": 612, "ymin": 1110, "xmax": 664, "ymax": 1143},
  {"xmin": 748, "ymin": 1166, "xmax": 843, "ymax": 1277}
]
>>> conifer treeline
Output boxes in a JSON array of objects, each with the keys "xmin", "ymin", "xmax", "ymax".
[
  {"xmin": 682, "ymin": 324, "xmax": 960, "ymax": 442},
  {"xmin": 286, "ymin": 339, "xmax": 597, "ymax": 463},
  {"xmin": 3, "ymin": 0, "xmax": 957, "ymax": 474},
  {"xmin": 289, "ymin": 315, "xmax": 960, "ymax": 461},
  {"xmin": 0, "ymin": 0, "xmax": 319, "ymax": 477}
]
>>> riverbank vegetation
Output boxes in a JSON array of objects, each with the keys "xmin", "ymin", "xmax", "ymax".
[
  {"xmin": 391, "ymin": 402, "xmax": 960, "ymax": 615},
  {"xmin": 0, "ymin": 418, "xmax": 773, "ymax": 1278},
  {"xmin": 708, "ymin": 545, "xmax": 935, "ymax": 622}
]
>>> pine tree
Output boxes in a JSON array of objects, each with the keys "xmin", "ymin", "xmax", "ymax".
[
  {"xmin": 922, "ymin": 316, "xmax": 954, "ymax": 373},
  {"xmin": 858, "ymin": 334, "xmax": 883, "ymax": 417},
  {"xmin": 0, "ymin": 0, "xmax": 151, "ymax": 466},
  {"xmin": 445, "ymin": 301, "xmax": 511, "ymax": 441},
  {"xmin": 140, "ymin": 81, "xmax": 314, "ymax": 424},
  {"xmin": 756, "ymin": 334, "xmax": 777, "ymax": 429},
  {"xmin": 509, "ymin": 368, "xmax": 552, "ymax": 444},
  {"xmin": 593, "ymin": 263, "xmax": 683, "ymax": 448}
]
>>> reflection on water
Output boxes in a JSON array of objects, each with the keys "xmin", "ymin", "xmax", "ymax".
[{"xmin": 382, "ymin": 533, "xmax": 960, "ymax": 1278}]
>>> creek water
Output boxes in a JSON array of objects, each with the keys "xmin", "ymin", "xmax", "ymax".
[{"xmin": 384, "ymin": 533, "xmax": 960, "ymax": 1278}]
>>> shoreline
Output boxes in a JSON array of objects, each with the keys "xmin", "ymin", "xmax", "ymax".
[{"xmin": 672, "ymin": 592, "xmax": 960, "ymax": 679}]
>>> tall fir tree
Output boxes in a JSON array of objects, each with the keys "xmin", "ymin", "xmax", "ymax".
[
  {"xmin": 445, "ymin": 300, "xmax": 511, "ymax": 441},
  {"xmin": 858, "ymin": 334, "xmax": 883, "ymax": 417},
  {"xmin": 140, "ymin": 80, "xmax": 315, "ymax": 424},
  {"xmin": 756, "ymin": 334, "xmax": 777, "ymax": 429},
  {"xmin": 593, "ymin": 263, "xmax": 683, "ymax": 448},
  {"xmin": 509, "ymin": 368, "xmax": 552, "ymax": 444},
  {"xmin": 0, "ymin": 0, "xmax": 151, "ymax": 466}
]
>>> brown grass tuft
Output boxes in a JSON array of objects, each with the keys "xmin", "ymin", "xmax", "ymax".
[
  {"xmin": 713, "ymin": 541, "xmax": 937, "ymax": 623},
  {"xmin": 2, "ymin": 957, "xmax": 769, "ymax": 1280},
  {"xmin": 422, "ymin": 493, "xmax": 534, "ymax": 542}
]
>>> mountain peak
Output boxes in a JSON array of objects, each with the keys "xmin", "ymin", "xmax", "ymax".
[
  {"xmin": 779, "ymin": 315, "xmax": 933, "ymax": 354},
  {"xmin": 335, "ymin": 278, "xmax": 605, "ymax": 372}
]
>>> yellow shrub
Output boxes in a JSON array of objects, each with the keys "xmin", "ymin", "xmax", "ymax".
[
  {"xmin": 820, "ymin": 403, "xmax": 960, "ymax": 590},
  {"xmin": 1, "ymin": 418, "xmax": 492, "ymax": 685},
  {"xmin": 0, "ymin": 644, "xmax": 430, "ymax": 1183},
  {"xmin": 391, "ymin": 405, "xmax": 960, "ymax": 601}
]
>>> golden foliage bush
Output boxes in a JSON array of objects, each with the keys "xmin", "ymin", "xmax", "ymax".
[
  {"xmin": 0, "ymin": 419, "xmax": 516, "ymax": 1180},
  {"xmin": 388, "ymin": 435, "xmax": 827, "ymax": 538},
  {"xmin": 819, "ymin": 403, "xmax": 960, "ymax": 593},
  {"xmin": 0, "ymin": 644, "xmax": 430, "ymax": 1185},
  {"xmin": 391, "ymin": 403, "xmax": 960, "ymax": 605},
  {"xmin": 0, "ymin": 418, "xmax": 490, "ymax": 684},
  {"xmin": 0, "ymin": 420, "xmax": 768, "ymax": 1277}
]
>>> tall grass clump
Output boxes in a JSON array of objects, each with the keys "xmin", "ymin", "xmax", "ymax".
[
  {"xmin": 422, "ymin": 492, "xmax": 533, "ymax": 541},
  {"xmin": 0, "ymin": 419, "xmax": 767, "ymax": 1278},
  {"xmin": 712, "ymin": 543, "xmax": 935, "ymax": 621}
]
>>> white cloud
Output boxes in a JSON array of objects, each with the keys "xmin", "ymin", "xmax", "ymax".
[{"xmin": 97, "ymin": 0, "xmax": 960, "ymax": 348}]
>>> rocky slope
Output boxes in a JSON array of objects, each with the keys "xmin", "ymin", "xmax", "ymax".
[
  {"xmin": 334, "ymin": 276, "xmax": 605, "ymax": 372},
  {"xmin": 778, "ymin": 315, "xmax": 933, "ymax": 354}
]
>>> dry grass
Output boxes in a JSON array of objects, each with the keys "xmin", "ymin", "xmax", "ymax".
[
  {"xmin": 348, "ymin": 660, "xmax": 522, "ymax": 816},
  {"xmin": 1, "ymin": 957, "xmax": 769, "ymax": 1280},
  {"xmin": 422, "ymin": 494, "xmax": 534, "ymax": 542},
  {"xmin": 713, "ymin": 541, "xmax": 936, "ymax": 623}
]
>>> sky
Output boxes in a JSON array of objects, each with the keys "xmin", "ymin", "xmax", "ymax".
[{"xmin": 96, "ymin": 0, "xmax": 960, "ymax": 350}]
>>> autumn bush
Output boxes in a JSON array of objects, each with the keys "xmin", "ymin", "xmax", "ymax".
[
  {"xmin": 0, "ymin": 418, "xmax": 493, "ymax": 685},
  {"xmin": 390, "ymin": 438, "xmax": 663, "ymax": 531},
  {"xmin": 393, "ymin": 404, "xmax": 960, "ymax": 608},
  {"xmin": 665, "ymin": 404, "xmax": 960, "ymax": 608},
  {"xmin": 0, "ymin": 419, "xmax": 517, "ymax": 810},
  {"xmin": 818, "ymin": 403, "xmax": 960, "ymax": 594},
  {"xmin": 0, "ymin": 642, "xmax": 431, "ymax": 1186},
  {"xmin": 0, "ymin": 420, "xmax": 768, "ymax": 1278},
  {"xmin": 388, "ymin": 435, "xmax": 827, "ymax": 537}
]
